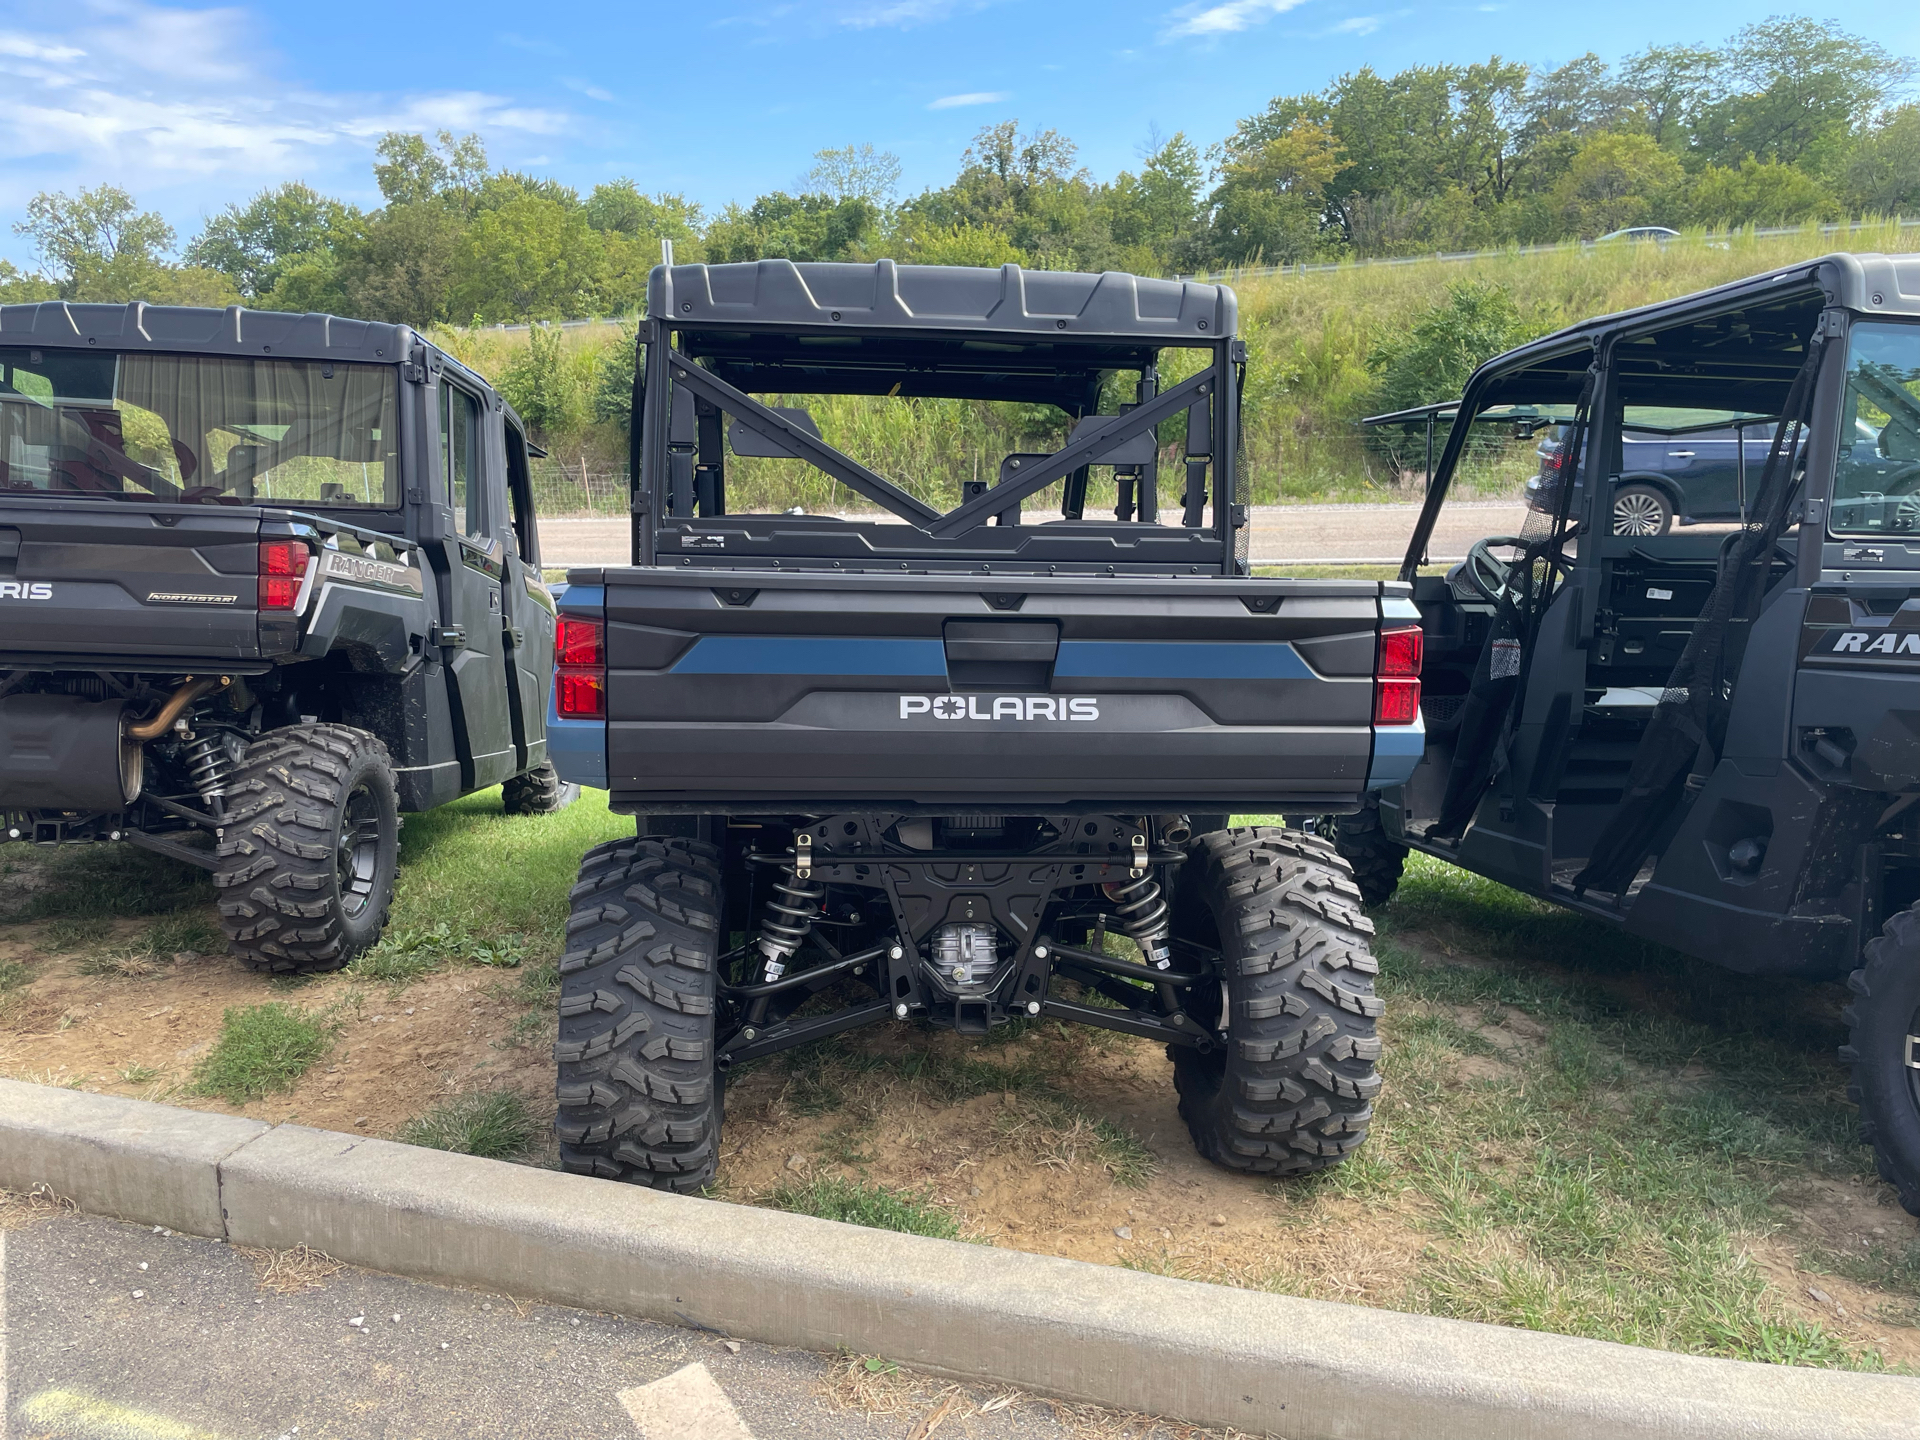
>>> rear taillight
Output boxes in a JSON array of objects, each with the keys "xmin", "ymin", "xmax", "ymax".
[
  {"xmin": 556, "ymin": 615, "xmax": 605, "ymax": 668},
  {"xmin": 1375, "ymin": 625, "xmax": 1422, "ymax": 726},
  {"xmin": 556, "ymin": 614, "xmax": 606, "ymax": 720},
  {"xmin": 258, "ymin": 540, "xmax": 308, "ymax": 611}
]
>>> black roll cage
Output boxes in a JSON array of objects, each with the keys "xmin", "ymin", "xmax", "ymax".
[
  {"xmin": 1394, "ymin": 264, "xmax": 1846, "ymax": 580},
  {"xmin": 627, "ymin": 294, "xmax": 1245, "ymax": 574}
]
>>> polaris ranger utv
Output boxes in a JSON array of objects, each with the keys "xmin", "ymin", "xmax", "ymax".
[
  {"xmin": 547, "ymin": 259, "xmax": 1421, "ymax": 1191},
  {"xmin": 1328, "ymin": 253, "xmax": 1920, "ymax": 1214},
  {"xmin": 0, "ymin": 301, "xmax": 575, "ymax": 974}
]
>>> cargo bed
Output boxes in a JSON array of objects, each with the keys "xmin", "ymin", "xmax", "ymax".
[{"xmin": 568, "ymin": 566, "xmax": 1411, "ymax": 812}]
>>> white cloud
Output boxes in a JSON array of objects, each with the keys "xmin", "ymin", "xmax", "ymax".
[
  {"xmin": 839, "ymin": 0, "xmax": 957, "ymax": 27},
  {"xmin": 0, "ymin": 34, "xmax": 86, "ymax": 62},
  {"xmin": 1163, "ymin": 0, "xmax": 1310, "ymax": 39},
  {"xmin": 927, "ymin": 91, "xmax": 1011, "ymax": 110},
  {"xmin": 0, "ymin": 0, "xmax": 579, "ymax": 241},
  {"xmin": 561, "ymin": 77, "xmax": 618, "ymax": 103},
  {"xmin": 1330, "ymin": 14, "xmax": 1380, "ymax": 34}
]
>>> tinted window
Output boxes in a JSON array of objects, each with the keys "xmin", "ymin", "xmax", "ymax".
[
  {"xmin": 439, "ymin": 381, "xmax": 484, "ymax": 538},
  {"xmin": 1831, "ymin": 322, "xmax": 1920, "ymax": 535},
  {"xmin": 0, "ymin": 349, "xmax": 398, "ymax": 506}
]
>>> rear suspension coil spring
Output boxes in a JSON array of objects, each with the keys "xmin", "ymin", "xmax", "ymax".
[
  {"xmin": 757, "ymin": 867, "xmax": 825, "ymax": 982},
  {"xmin": 180, "ymin": 705, "xmax": 236, "ymax": 804},
  {"xmin": 1102, "ymin": 873, "xmax": 1172, "ymax": 970}
]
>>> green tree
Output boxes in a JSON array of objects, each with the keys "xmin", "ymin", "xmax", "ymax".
[
  {"xmin": 335, "ymin": 201, "xmax": 466, "ymax": 325},
  {"xmin": 1367, "ymin": 281, "xmax": 1540, "ymax": 417},
  {"xmin": 375, "ymin": 130, "xmax": 489, "ymax": 209},
  {"xmin": 498, "ymin": 323, "xmax": 583, "ymax": 439},
  {"xmin": 585, "ymin": 182, "xmax": 704, "ymax": 247},
  {"xmin": 1210, "ymin": 119, "xmax": 1348, "ymax": 264},
  {"xmin": 592, "ymin": 319, "xmax": 641, "ymax": 432},
  {"xmin": 186, "ymin": 182, "xmax": 361, "ymax": 299},
  {"xmin": 1686, "ymin": 157, "xmax": 1837, "ymax": 227},
  {"xmin": 13, "ymin": 185, "xmax": 237, "ymax": 305},
  {"xmin": 1618, "ymin": 43, "xmax": 1722, "ymax": 150},
  {"xmin": 15, "ymin": 185, "xmax": 175, "ymax": 297},
  {"xmin": 1550, "ymin": 132, "xmax": 1685, "ymax": 236},
  {"xmin": 896, "ymin": 219, "xmax": 1024, "ymax": 266},
  {"xmin": 904, "ymin": 121, "xmax": 1115, "ymax": 269},
  {"xmin": 1693, "ymin": 17, "xmax": 1913, "ymax": 171},
  {"xmin": 805, "ymin": 144, "xmax": 903, "ymax": 206},
  {"xmin": 1843, "ymin": 104, "xmax": 1920, "ymax": 216},
  {"xmin": 0, "ymin": 260, "xmax": 58, "ymax": 303},
  {"xmin": 449, "ymin": 195, "xmax": 605, "ymax": 322},
  {"xmin": 703, "ymin": 193, "xmax": 882, "ymax": 264}
]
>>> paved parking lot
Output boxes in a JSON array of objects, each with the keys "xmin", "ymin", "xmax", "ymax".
[{"xmin": 1, "ymin": 1212, "xmax": 1189, "ymax": 1440}]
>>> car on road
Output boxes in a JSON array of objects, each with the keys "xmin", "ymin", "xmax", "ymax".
[
  {"xmin": 0, "ymin": 302, "xmax": 576, "ymax": 974},
  {"xmin": 1595, "ymin": 226, "xmax": 1681, "ymax": 242},
  {"xmin": 1526, "ymin": 415, "xmax": 1784, "ymax": 534},
  {"xmin": 547, "ymin": 258, "xmax": 1416, "ymax": 1192}
]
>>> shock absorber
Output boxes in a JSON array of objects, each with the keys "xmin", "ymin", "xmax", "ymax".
[
  {"xmin": 757, "ymin": 835, "xmax": 824, "ymax": 982},
  {"xmin": 180, "ymin": 702, "xmax": 236, "ymax": 809},
  {"xmin": 1102, "ymin": 872, "xmax": 1172, "ymax": 971}
]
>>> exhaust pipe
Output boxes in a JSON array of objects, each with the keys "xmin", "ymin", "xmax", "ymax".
[
  {"xmin": 127, "ymin": 677, "xmax": 218, "ymax": 741},
  {"xmin": 1, "ymin": 694, "xmax": 145, "ymax": 810}
]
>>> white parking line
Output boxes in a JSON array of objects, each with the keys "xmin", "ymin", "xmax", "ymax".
[
  {"xmin": 1, "ymin": 1232, "xmax": 8, "ymax": 1440},
  {"xmin": 616, "ymin": 1362, "xmax": 756, "ymax": 1440}
]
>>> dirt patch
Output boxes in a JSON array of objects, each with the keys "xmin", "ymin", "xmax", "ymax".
[{"xmin": 0, "ymin": 914, "xmax": 558, "ymax": 1150}]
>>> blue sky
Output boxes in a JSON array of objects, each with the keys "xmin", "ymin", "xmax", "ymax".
[{"xmin": 1, "ymin": 0, "xmax": 1916, "ymax": 270}]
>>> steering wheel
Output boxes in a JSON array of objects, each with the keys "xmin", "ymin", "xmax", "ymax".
[{"xmin": 1462, "ymin": 535, "xmax": 1527, "ymax": 604}]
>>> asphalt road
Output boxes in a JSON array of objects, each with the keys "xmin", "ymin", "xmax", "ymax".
[
  {"xmin": 540, "ymin": 501, "xmax": 1530, "ymax": 570},
  {"xmin": 1, "ymin": 1213, "xmax": 1186, "ymax": 1440}
]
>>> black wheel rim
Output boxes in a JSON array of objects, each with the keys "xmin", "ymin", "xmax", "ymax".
[{"xmin": 337, "ymin": 782, "xmax": 383, "ymax": 918}]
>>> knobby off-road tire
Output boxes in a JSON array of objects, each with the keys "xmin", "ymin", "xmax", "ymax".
[
  {"xmin": 213, "ymin": 723, "xmax": 400, "ymax": 975},
  {"xmin": 554, "ymin": 835, "xmax": 724, "ymax": 1192},
  {"xmin": 1172, "ymin": 826, "xmax": 1383, "ymax": 1176},
  {"xmin": 1328, "ymin": 797, "xmax": 1408, "ymax": 909},
  {"xmin": 501, "ymin": 760, "xmax": 580, "ymax": 816},
  {"xmin": 1842, "ymin": 903, "xmax": 1920, "ymax": 1216}
]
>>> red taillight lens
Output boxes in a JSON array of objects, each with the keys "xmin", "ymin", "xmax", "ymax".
[
  {"xmin": 556, "ymin": 615, "xmax": 605, "ymax": 667},
  {"xmin": 555, "ymin": 613, "xmax": 606, "ymax": 719},
  {"xmin": 257, "ymin": 540, "xmax": 308, "ymax": 611},
  {"xmin": 1375, "ymin": 624, "xmax": 1422, "ymax": 725},
  {"xmin": 1375, "ymin": 678, "xmax": 1420, "ymax": 726},
  {"xmin": 556, "ymin": 669, "xmax": 605, "ymax": 720},
  {"xmin": 1378, "ymin": 626, "xmax": 1423, "ymax": 678}
]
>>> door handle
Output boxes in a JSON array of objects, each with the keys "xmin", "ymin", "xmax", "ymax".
[{"xmin": 1666, "ymin": 450, "xmax": 1696, "ymax": 458}]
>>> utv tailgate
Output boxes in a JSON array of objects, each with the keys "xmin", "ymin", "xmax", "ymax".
[
  {"xmin": 589, "ymin": 568, "xmax": 1389, "ymax": 811},
  {"xmin": 0, "ymin": 498, "xmax": 262, "ymax": 665}
]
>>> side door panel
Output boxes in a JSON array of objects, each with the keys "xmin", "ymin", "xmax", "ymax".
[
  {"xmin": 436, "ymin": 377, "xmax": 517, "ymax": 792},
  {"xmin": 499, "ymin": 418, "xmax": 553, "ymax": 772}
]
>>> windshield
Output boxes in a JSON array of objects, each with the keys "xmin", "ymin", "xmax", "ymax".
[
  {"xmin": 1830, "ymin": 321, "xmax": 1920, "ymax": 535},
  {"xmin": 0, "ymin": 349, "xmax": 398, "ymax": 508}
]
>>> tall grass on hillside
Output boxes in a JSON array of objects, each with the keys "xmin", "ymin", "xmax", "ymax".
[{"xmin": 437, "ymin": 222, "xmax": 1918, "ymax": 514}]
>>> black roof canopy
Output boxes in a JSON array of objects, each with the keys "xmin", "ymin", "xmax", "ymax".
[
  {"xmin": 0, "ymin": 301, "xmax": 411, "ymax": 365},
  {"xmin": 652, "ymin": 259, "xmax": 1235, "ymax": 342}
]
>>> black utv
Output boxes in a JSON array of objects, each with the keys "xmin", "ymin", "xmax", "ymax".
[
  {"xmin": 548, "ymin": 259, "xmax": 1422, "ymax": 1191},
  {"xmin": 0, "ymin": 302, "xmax": 574, "ymax": 974},
  {"xmin": 1332, "ymin": 252, "xmax": 1920, "ymax": 1213}
]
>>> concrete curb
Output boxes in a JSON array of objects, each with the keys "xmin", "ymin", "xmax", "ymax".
[{"xmin": 3, "ymin": 1079, "xmax": 1915, "ymax": 1440}]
